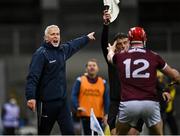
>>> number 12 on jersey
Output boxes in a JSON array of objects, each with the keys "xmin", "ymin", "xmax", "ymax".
[{"xmin": 123, "ymin": 58, "xmax": 150, "ymax": 78}]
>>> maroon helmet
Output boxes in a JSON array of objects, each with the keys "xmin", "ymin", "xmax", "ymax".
[{"xmin": 128, "ymin": 27, "xmax": 147, "ymax": 45}]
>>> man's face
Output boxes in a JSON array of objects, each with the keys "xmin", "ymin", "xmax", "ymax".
[
  {"xmin": 86, "ymin": 61, "xmax": 99, "ymax": 77},
  {"xmin": 45, "ymin": 27, "xmax": 60, "ymax": 47},
  {"xmin": 115, "ymin": 38, "xmax": 129, "ymax": 52}
]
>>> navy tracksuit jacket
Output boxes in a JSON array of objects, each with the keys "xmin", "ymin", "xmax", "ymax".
[
  {"xmin": 25, "ymin": 35, "xmax": 89, "ymax": 135},
  {"xmin": 25, "ymin": 35, "xmax": 89, "ymax": 102}
]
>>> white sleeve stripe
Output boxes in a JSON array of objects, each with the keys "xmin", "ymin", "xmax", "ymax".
[
  {"xmin": 162, "ymin": 63, "xmax": 167, "ymax": 70},
  {"xmin": 103, "ymin": 80, "xmax": 106, "ymax": 84}
]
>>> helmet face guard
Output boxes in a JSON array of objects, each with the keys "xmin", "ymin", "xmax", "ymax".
[{"xmin": 128, "ymin": 27, "xmax": 147, "ymax": 46}]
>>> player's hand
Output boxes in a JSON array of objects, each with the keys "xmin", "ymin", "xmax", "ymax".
[
  {"xmin": 27, "ymin": 99, "xmax": 36, "ymax": 112},
  {"xmin": 103, "ymin": 10, "xmax": 111, "ymax": 25},
  {"xmin": 87, "ymin": 32, "xmax": 95, "ymax": 41},
  {"xmin": 77, "ymin": 107, "xmax": 86, "ymax": 112},
  {"xmin": 162, "ymin": 92, "xmax": 171, "ymax": 102},
  {"xmin": 107, "ymin": 41, "xmax": 116, "ymax": 53}
]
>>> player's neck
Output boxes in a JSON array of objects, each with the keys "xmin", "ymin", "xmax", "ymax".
[{"xmin": 131, "ymin": 43, "xmax": 144, "ymax": 48}]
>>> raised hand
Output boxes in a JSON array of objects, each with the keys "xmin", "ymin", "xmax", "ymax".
[
  {"xmin": 107, "ymin": 41, "xmax": 116, "ymax": 53},
  {"xmin": 87, "ymin": 32, "xmax": 96, "ymax": 41},
  {"xmin": 107, "ymin": 41, "xmax": 116, "ymax": 63},
  {"xmin": 103, "ymin": 10, "xmax": 111, "ymax": 25}
]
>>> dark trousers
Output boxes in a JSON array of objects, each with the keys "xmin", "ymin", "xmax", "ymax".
[
  {"xmin": 107, "ymin": 100, "xmax": 119, "ymax": 130},
  {"xmin": 163, "ymin": 111, "xmax": 179, "ymax": 135},
  {"xmin": 37, "ymin": 99, "xmax": 75, "ymax": 135},
  {"xmin": 81, "ymin": 116, "xmax": 103, "ymax": 135}
]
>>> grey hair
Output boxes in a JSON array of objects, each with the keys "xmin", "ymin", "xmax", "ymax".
[{"xmin": 44, "ymin": 25, "xmax": 60, "ymax": 36}]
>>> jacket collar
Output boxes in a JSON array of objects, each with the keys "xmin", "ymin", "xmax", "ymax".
[{"xmin": 41, "ymin": 42, "xmax": 60, "ymax": 49}]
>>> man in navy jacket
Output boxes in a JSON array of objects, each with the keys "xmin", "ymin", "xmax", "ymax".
[{"xmin": 25, "ymin": 25, "xmax": 95, "ymax": 135}]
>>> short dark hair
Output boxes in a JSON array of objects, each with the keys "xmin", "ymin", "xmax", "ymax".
[
  {"xmin": 85, "ymin": 58, "xmax": 98, "ymax": 68},
  {"xmin": 113, "ymin": 32, "xmax": 128, "ymax": 42}
]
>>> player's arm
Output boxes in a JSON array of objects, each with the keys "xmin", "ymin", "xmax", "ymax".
[
  {"xmin": 156, "ymin": 53, "xmax": 180, "ymax": 84},
  {"xmin": 162, "ymin": 65, "xmax": 180, "ymax": 84}
]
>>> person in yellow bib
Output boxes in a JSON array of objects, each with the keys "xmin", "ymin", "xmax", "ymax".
[
  {"xmin": 157, "ymin": 70, "xmax": 179, "ymax": 134},
  {"xmin": 71, "ymin": 58, "xmax": 110, "ymax": 135}
]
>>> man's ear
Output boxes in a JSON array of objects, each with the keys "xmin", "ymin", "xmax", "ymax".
[
  {"xmin": 44, "ymin": 35, "xmax": 48, "ymax": 42},
  {"xmin": 97, "ymin": 66, "xmax": 99, "ymax": 73},
  {"xmin": 85, "ymin": 67, "xmax": 88, "ymax": 73}
]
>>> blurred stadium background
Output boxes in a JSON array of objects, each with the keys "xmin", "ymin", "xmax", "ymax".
[{"xmin": 0, "ymin": 0, "xmax": 179, "ymax": 134}]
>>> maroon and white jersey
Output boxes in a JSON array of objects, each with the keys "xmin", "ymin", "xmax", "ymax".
[{"xmin": 113, "ymin": 48, "xmax": 167, "ymax": 101}]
